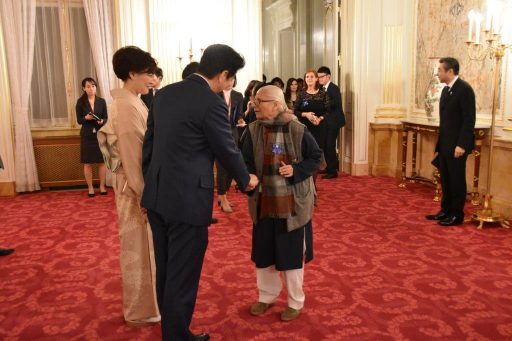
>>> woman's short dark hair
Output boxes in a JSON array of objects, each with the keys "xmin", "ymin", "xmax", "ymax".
[
  {"xmin": 198, "ymin": 44, "xmax": 245, "ymax": 79},
  {"xmin": 112, "ymin": 46, "xmax": 157, "ymax": 81},
  {"xmin": 439, "ymin": 57, "xmax": 460, "ymax": 75},
  {"xmin": 80, "ymin": 77, "xmax": 97, "ymax": 99},
  {"xmin": 270, "ymin": 77, "xmax": 285, "ymax": 89}
]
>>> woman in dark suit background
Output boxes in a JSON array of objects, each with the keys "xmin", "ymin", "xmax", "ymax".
[
  {"xmin": 216, "ymin": 76, "xmax": 244, "ymax": 213},
  {"xmin": 76, "ymin": 77, "xmax": 108, "ymax": 197}
]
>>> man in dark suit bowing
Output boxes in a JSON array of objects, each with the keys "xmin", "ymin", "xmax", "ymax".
[
  {"xmin": 426, "ymin": 57, "xmax": 476, "ymax": 227},
  {"xmin": 141, "ymin": 44, "xmax": 259, "ymax": 341},
  {"xmin": 317, "ymin": 66, "xmax": 345, "ymax": 179}
]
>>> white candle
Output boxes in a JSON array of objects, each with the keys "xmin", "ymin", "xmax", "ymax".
[
  {"xmin": 502, "ymin": 19, "xmax": 511, "ymax": 45},
  {"xmin": 492, "ymin": 12, "xmax": 500, "ymax": 35},
  {"xmin": 189, "ymin": 38, "xmax": 192, "ymax": 51},
  {"xmin": 468, "ymin": 10, "xmax": 475, "ymax": 41},
  {"xmin": 178, "ymin": 41, "xmax": 181, "ymax": 56},
  {"xmin": 485, "ymin": 0, "xmax": 493, "ymax": 31},
  {"xmin": 475, "ymin": 12, "xmax": 483, "ymax": 44}
]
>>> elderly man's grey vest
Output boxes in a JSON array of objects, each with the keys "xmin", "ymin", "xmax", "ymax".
[{"xmin": 247, "ymin": 119, "xmax": 316, "ymax": 232}]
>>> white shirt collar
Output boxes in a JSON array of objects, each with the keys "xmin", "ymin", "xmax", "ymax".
[
  {"xmin": 323, "ymin": 81, "xmax": 331, "ymax": 90},
  {"xmin": 447, "ymin": 76, "xmax": 458, "ymax": 89}
]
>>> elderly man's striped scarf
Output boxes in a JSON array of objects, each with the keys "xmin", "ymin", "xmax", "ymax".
[{"xmin": 258, "ymin": 113, "xmax": 297, "ymax": 219}]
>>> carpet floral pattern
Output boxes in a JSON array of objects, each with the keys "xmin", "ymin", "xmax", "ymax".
[{"xmin": 1, "ymin": 176, "xmax": 511, "ymax": 340}]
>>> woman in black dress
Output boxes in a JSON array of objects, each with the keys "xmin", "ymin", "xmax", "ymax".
[
  {"xmin": 76, "ymin": 77, "xmax": 108, "ymax": 197},
  {"xmin": 294, "ymin": 69, "xmax": 329, "ymax": 176}
]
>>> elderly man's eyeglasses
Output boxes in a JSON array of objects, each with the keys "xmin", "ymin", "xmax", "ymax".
[{"xmin": 254, "ymin": 98, "xmax": 276, "ymax": 105}]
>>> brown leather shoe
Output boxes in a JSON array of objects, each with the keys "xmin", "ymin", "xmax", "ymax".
[
  {"xmin": 250, "ymin": 302, "xmax": 273, "ymax": 316},
  {"xmin": 280, "ymin": 307, "xmax": 301, "ymax": 321}
]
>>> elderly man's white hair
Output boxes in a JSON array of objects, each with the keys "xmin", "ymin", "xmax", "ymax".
[{"xmin": 257, "ymin": 85, "xmax": 288, "ymax": 113}]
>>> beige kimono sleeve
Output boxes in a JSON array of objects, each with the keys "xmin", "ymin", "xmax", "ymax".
[{"xmin": 114, "ymin": 101, "xmax": 147, "ymax": 199}]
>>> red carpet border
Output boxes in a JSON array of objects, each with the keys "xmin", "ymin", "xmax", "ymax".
[{"xmin": 1, "ymin": 175, "xmax": 512, "ymax": 340}]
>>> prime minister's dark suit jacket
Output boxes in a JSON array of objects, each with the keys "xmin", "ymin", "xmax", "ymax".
[
  {"xmin": 435, "ymin": 78, "xmax": 476, "ymax": 157},
  {"xmin": 75, "ymin": 96, "xmax": 108, "ymax": 136},
  {"xmin": 325, "ymin": 82, "xmax": 345, "ymax": 128},
  {"xmin": 141, "ymin": 74, "xmax": 250, "ymax": 226}
]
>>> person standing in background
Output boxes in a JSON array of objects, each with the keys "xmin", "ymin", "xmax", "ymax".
[
  {"xmin": 317, "ymin": 66, "xmax": 345, "ymax": 179},
  {"xmin": 141, "ymin": 67, "xmax": 163, "ymax": 109},
  {"xmin": 426, "ymin": 57, "xmax": 476, "ymax": 227},
  {"xmin": 216, "ymin": 76, "xmax": 244, "ymax": 213},
  {"xmin": 294, "ymin": 70, "xmax": 329, "ymax": 184},
  {"xmin": 97, "ymin": 46, "xmax": 160, "ymax": 327},
  {"xmin": 284, "ymin": 78, "xmax": 299, "ymax": 109},
  {"xmin": 76, "ymin": 77, "xmax": 108, "ymax": 197}
]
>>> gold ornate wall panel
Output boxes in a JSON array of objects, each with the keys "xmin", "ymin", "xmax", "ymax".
[
  {"xmin": 415, "ymin": 0, "xmax": 495, "ymax": 115},
  {"xmin": 33, "ymin": 136, "xmax": 98, "ymax": 189}
]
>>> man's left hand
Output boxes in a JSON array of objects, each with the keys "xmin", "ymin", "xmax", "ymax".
[
  {"xmin": 279, "ymin": 161, "xmax": 294, "ymax": 178},
  {"xmin": 454, "ymin": 146, "xmax": 465, "ymax": 158}
]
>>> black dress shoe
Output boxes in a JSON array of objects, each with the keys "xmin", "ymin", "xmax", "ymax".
[
  {"xmin": 438, "ymin": 216, "xmax": 464, "ymax": 226},
  {"xmin": 193, "ymin": 333, "xmax": 210, "ymax": 341},
  {"xmin": 322, "ymin": 173, "xmax": 338, "ymax": 179},
  {"xmin": 211, "ymin": 217, "xmax": 218, "ymax": 224},
  {"xmin": 0, "ymin": 248, "xmax": 15, "ymax": 256},
  {"xmin": 425, "ymin": 211, "xmax": 448, "ymax": 220}
]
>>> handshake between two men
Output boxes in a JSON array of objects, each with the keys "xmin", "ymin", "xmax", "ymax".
[
  {"xmin": 244, "ymin": 174, "xmax": 260, "ymax": 192},
  {"xmin": 244, "ymin": 161, "xmax": 294, "ymax": 192}
]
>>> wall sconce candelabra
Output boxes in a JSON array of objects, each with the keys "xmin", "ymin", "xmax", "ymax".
[
  {"xmin": 176, "ymin": 39, "xmax": 204, "ymax": 69},
  {"xmin": 465, "ymin": 2, "xmax": 511, "ymax": 228}
]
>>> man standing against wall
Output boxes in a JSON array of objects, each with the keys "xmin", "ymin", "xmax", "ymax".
[
  {"xmin": 317, "ymin": 66, "xmax": 345, "ymax": 179},
  {"xmin": 426, "ymin": 57, "xmax": 476, "ymax": 226}
]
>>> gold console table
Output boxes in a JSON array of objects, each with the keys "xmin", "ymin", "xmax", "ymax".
[{"xmin": 399, "ymin": 119, "xmax": 490, "ymax": 204}]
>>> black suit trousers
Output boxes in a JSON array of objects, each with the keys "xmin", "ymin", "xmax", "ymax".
[
  {"xmin": 439, "ymin": 153, "xmax": 468, "ymax": 218},
  {"xmin": 324, "ymin": 125, "xmax": 340, "ymax": 174},
  {"xmin": 148, "ymin": 210, "xmax": 208, "ymax": 341}
]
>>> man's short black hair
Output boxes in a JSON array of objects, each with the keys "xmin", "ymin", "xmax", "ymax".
[
  {"xmin": 317, "ymin": 66, "xmax": 331, "ymax": 75},
  {"xmin": 182, "ymin": 62, "xmax": 199, "ymax": 80},
  {"xmin": 439, "ymin": 57, "xmax": 460, "ymax": 75},
  {"xmin": 112, "ymin": 46, "xmax": 157, "ymax": 81},
  {"xmin": 155, "ymin": 67, "xmax": 163, "ymax": 79},
  {"xmin": 198, "ymin": 44, "xmax": 245, "ymax": 79}
]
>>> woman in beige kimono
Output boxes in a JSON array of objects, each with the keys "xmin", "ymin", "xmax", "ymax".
[{"xmin": 98, "ymin": 46, "xmax": 160, "ymax": 326}]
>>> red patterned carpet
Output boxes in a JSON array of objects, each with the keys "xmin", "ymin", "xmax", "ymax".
[{"xmin": 1, "ymin": 175, "xmax": 512, "ymax": 340}]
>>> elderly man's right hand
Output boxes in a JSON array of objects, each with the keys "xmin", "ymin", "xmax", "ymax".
[{"xmin": 245, "ymin": 174, "xmax": 259, "ymax": 192}]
